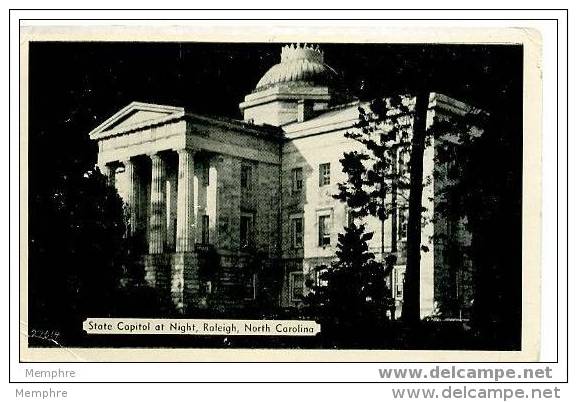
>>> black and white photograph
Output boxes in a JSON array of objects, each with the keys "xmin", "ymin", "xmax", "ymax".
[{"xmin": 23, "ymin": 29, "xmax": 536, "ymax": 359}]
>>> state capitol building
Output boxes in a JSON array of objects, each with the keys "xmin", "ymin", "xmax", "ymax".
[{"xmin": 89, "ymin": 44, "xmax": 473, "ymax": 319}]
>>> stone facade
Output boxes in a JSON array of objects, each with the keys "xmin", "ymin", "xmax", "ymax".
[{"xmin": 90, "ymin": 44, "xmax": 475, "ymax": 319}]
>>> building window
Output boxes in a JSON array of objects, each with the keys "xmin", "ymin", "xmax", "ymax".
[
  {"xmin": 241, "ymin": 164, "xmax": 252, "ymax": 190},
  {"xmin": 201, "ymin": 214, "xmax": 210, "ymax": 244},
  {"xmin": 289, "ymin": 272, "xmax": 304, "ymax": 302},
  {"xmin": 319, "ymin": 163, "xmax": 331, "ymax": 186},
  {"xmin": 398, "ymin": 149, "xmax": 411, "ymax": 176},
  {"xmin": 291, "ymin": 216, "xmax": 303, "ymax": 249},
  {"xmin": 318, "ymin": 214, "xmax": 331, "ymax": 247},
  {"xmin": 395, "ymin": 270, "xmax": 405, "ymax": 298},
  {"xmin": 218, "ymin": 216, "xmax": 229, "ymax": 236},
  {"xmin": 292, "ymin": 167, "xmax": 303, "ymax": 194},
  {"xmin": 314, "ymin": 265, "xmax": 329, "ymax": 287},
  {"xmin": 347, "ymin": 210, "xmax": 356, "ymax": 228},
  {"xmin": 398, "ymin": 209, "xmax": 408, "ymax": 240},
  {"xmin": 240, "ymin": 213, "xmax": 254, "ymax": 248}
]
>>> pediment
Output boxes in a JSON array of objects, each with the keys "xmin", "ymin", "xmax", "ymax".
[{"xmin": 89, "ymin": 102, "xmax": 185, "ymax": 139}]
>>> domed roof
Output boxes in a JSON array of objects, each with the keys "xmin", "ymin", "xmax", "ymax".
[{"xmin": 255, "ymin": 44, "xmax": 338, "ymax": 91}]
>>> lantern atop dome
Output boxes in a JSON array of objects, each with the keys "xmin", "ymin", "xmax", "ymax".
[
  {"xmin": 254, "ymin": 43, "xmax": 337, "ymax": 91},
  {"xmin": 280, "ymin": 43, "xmax": 324, "ymax": 63}
]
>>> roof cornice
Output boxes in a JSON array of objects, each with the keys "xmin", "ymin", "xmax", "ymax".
[{"xmin": 89, "ymin": 101, "xmax": 185, "ymax": 140}]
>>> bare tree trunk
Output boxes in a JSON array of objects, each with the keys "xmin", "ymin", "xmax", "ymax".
[
  {"xmin": 381, "ymin": 174, "xmax": 385, "ymax": 260},
  {"xmin": 402, "ymin": 91, "xmax": 429, "ymax": 323},
  {"xmin": 391, "ymin": 147, "xmax": 398, "ymax": 255},
  {"xmin": 390, "ymin": 147, "xmax": 398, "ymax": 320}
]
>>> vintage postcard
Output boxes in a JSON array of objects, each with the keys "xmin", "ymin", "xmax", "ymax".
[{"xmin": 19, "ymin": 25, "xmax": 542, "ymax": 362}]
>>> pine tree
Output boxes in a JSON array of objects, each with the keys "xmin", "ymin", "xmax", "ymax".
[
  {"xmin": 305, "ymin": 223, "xmax": 385, "ymax": 324},
  {"xmin": 334, "ymin": 95, "xmax": 416, "ymax": 319}
]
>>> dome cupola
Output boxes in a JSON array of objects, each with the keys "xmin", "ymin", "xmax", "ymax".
[
  {"xmin": 240, "ymin": 44, "xmax": 337, "ymax": 127},
  {"xmin": 254, "ymin": 44, "xmax": 338, "ymax": 91}
]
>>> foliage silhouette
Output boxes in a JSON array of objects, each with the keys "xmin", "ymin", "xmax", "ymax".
[
  {"xmin": 28, "ymin": 166, "xmax": 172, "ymax": 345},
  {"xmin": 305, "ymin": 223, "xmax": 391, "ymax": 332},
  {"xmin": 334, "ymin": 95, "xmax": 419, "ymax": 319}
]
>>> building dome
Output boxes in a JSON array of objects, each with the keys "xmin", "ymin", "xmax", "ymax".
[{"xmin": 255, "ymin": 44, "xmax": 338, "ymax": 91}]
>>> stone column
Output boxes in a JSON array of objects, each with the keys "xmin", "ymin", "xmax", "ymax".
[
  {"xmin": 207, "ymin": 157, "xmax": 219, "ymax": 244},
  {"xmin": 149, "ymin": 153, "xmax": 167, "ymax": 254},
  {"xmin": 176, "ymin": 148, "xmax": 196, "ymax": 252},
  {"xmin": 124, "ymin": 159, "xmax": 139, "ymax": 236}
]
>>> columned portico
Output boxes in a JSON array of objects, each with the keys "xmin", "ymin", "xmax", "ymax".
[
  {"xmin": 149, "ymin": 153, "xmax": 167, "ymax": 254},
  {"xmin": 176, "ymin": 148, "xmax": 196, "ymax": 252},
  {"xmin": 90, "ymin": 100, "xmax": 283, "ymax": 313}
]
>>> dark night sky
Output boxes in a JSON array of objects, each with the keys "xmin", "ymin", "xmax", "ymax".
[{"xmin": 28, "ymin": 42, "xmax": 523, "ymax": 177}]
